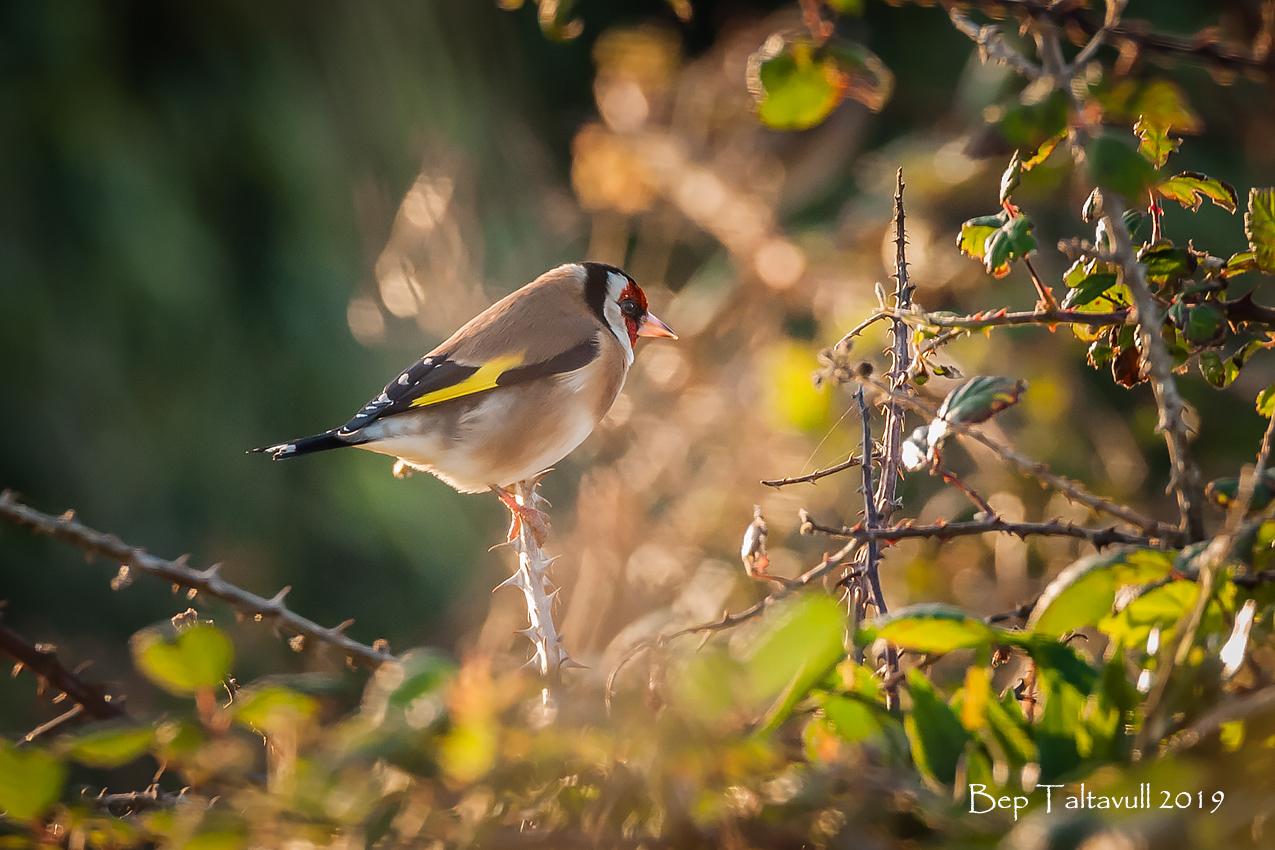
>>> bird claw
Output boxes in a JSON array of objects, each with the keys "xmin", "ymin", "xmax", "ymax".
[{"xmin": 493, "ymin": 486, "xmax": 551, "ymax": 546}]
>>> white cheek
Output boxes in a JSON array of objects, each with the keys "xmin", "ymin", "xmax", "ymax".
[{"xmin": 603, "ymin": 298, "xmax": 635, "ymax": 365}]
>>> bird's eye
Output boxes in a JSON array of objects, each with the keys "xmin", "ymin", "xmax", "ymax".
[{"xmin": 619, "ymin": 298, "xmax": 642, "ymax": 321}]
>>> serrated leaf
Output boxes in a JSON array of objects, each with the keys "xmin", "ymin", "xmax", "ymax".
[
  {"xmin": 64, "ymin": 723, "xmax": 153, "ymax": 768},
  {"xmin": 1029, "ymin": 548, "xmax": 1176, "ymax": 637},
  {"xmin": 1156, "ymin": 172, "xmax": 1239, "ymax": 213},
  {"xmin": 903, "ymin": 670, "xmax": 970, "ymax": 786},
  {"xmin": 1246, "ymin": 188, "xmax": 1275, "ymax": 273},
  {"xmin": 872, "ymin": 604, "xmax": 998, "ymax": 653},
  {"xmin": 1134, "ymin": 117, "xmax": 1180, "ymax": 168},
  {"xmin": 957, "ymin": 212, "xmax": 1010, "ymax": 263},
  {"xmin": 1087, "ymin": 341, "xmax": 1116, "ymax": 367},
  {"xmin": 1087, "ymin": 135, "xmax": 1159, "ymax": 201},
  {"xmin": 1227, "ymin": 251, "xmax": 1259, "ymax": 277},
  {"xmin": 983, "ymin": 215, "xmax": 1036, "ymax": 277},
  {"xmin": 1259, "ymin": 383, "xmax": 1275, "ymax": 417},
  {"xmin": 131, "ymin": 624, "xmax": 234, "ymax": 697},
  {"xmin": 0, "ymin": 741, "xmax": 65, "ymax": 821},
  {"xmin": 937, "ymin": 376, "xmax": 1027, "ymax": 426}
]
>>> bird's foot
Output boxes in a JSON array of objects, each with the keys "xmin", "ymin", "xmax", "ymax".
[{"xmin": 493, "ymin": 486, "xmax": 550, "ymax": 546}]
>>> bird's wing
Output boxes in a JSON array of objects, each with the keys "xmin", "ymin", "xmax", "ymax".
[{"xmin": 337, "ymin": 335, "xmax": 600, "ymax": 436}]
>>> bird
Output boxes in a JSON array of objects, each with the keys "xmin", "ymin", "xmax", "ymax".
[{"xmin": 253, "ymin": 262, "xmax": 676, "ymax": 541}]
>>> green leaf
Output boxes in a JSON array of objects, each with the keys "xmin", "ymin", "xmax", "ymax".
[
  {"xmin": 751, "ymin": 37, "xmax": 892, "ymax": 130},
  {"xmin": 872, "ymin": 604, "xmax": 998, "ymax": 653},
  {"xmin": 1086, "ymin": 135, "xmax": 1159, "ymax": 202},
  {"xmin": 745, "ymin": 594, "xmax": 848, "ymax": 727},
  {"xmin": 1029, "ymin": 548, "xmax": 1176, "ymax": 637},
  {"xmin": 0, "ymin": 741, "xmax": 65, "ymax": 821},
  {"xmin": 1062, "ymin": 258, "xmax": 1118, "ymax": 308},
  {"xmin": 1134, "ymin": 117, "xmax": 1179, "ymax": 168},
  {"xmin": 1246, "ymin": 188, "xmax": 1275, "ymax": 273},
  {"xmin": 1078, "ymin": 650, "xmax": 1137, "ymax": 762},
  {"xmin": 992, "ymin": 89, "xmax": 1070, "ymax": 156},
  {"xmin": 233, "ymin": 686, "xmax": 319, "ymax": 734},
  {"xmin": 1098, "ymin": 77, "xmax": 1202, "ymax": 135},
  {"xmin": 1175, "ymin": 302, "xmax": 1223, "ymax": 345},
  {"xmin": 1097, "ymin": 580, "xmax": 1199, "ymax": 650},
  {"xmin": 903, "ymin": 670, "xmax": 970, "ymax": 786},
  {"xmin": 64, "ymin": 723, "xmax": 154, "ymax": 768},
  {"xmin": 957, "ymin": 211, "xmax": 1009, "ymax": 264},
  {"xmin": 1022, "ymin": 134, "xmax": 1063, "ymax": 170},
  {"xmin": 1227, "ymin": 251, "xmax": 1259, "ymax": 277},
  {"xmin": 1029, "ymin": 642, "xmax": 1097, "ymax": 781},
  {"xmin": 1156, "ymin": 172, "xmax": 1239, "ymax": 213},
  {"xmin": 1199, "ymin": 340, "xmax": 1259, "ymax": 388},
  {"xmin": 131, "ymin": 623, "xmax": 234, "ymax": 697},
  {"xmin": 983, "ymin": 215, "xmax": 1036, "ymax": 277},
  {"xmin": 1205, "ymin": 471, "xmax": 1275, "ymax": 513},
  {"xmin": 937, "ymin": 376, "xmax": 1027, "ymax": 426},
  {"xmin": 1258, "ymin": 383, "xmax": 1275, "ymax": 417},
  {"xmin": 825, "ymin": 0, "xmax": 864, "ymax": 13},
  {"xmin": 819, "ymin": 695, "xmax": 884, "ymax": 744},
  {"xmin": 1140, "ymin": 242, "xmax": 1197, "ymax": 285}
]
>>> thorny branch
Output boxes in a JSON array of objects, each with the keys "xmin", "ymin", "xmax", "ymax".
[
  {"xmin": 1101, "ymin": 191, "xmax": 1206, "ymax": 542},
  {"xmin": 854, "ymin": 388, "xmax": 888, "ymax": 620},
  {"xmin": 761, "ymin": 452, "xmax": 874, "ymax": 488},
  {"xmin": 854, "ymin": 377, "xmax": 1179, "ymax": 542},
  {"xmin": 0, "ymin": 491, "xmax": 397, "ymax": 670},
  {"xmin": 0, "ymin": 622, "xmax": 127, "ymax": 722},
  {"xmin": 799, "ymin": 511, "xmax": 1160, "ymax": 549}
]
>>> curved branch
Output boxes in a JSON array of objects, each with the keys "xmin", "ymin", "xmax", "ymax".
[{"xmin": 0, "ymin": 492, "xmax": 397, "ymax": 670}]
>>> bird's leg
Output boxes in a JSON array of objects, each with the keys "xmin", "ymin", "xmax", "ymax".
[{"xmin": 492, "ymin": 485, "xmax": 550, "ymax": 546}]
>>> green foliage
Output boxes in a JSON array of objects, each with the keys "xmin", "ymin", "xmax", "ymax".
[
  {"xmin": 1086, "ymin": 134, "xmax": 1159, "ymax": 202},
  {"xmin": 956, "ymin": 211, "xmax": 1036, "ymax": 277},
  {"xmin": 64, "ymin": 723, "xmax": 155, "ymax": 769},
  {"xmin": 1028, "ymin": 548, "xmax": 1176, "ymax": 637},
  {"xmin": 1157, "ymin": 172, "xmax": 1239, "ymax": 213},
  {"xmin": 0, "ymin": 741, "xmax": 65, "ymax": 822},
  {"xmin": 1247, "ymin": 188, "xmax": 1275, "ymax": 273},
  {"xmin": 131, "ymin": 623, "xmax": 234, "ymax": 697},
  {"xmin": 936, "ymin": 375, "xmax": 1026, "ymax": 426},
  {"xmin": 870, "ymin": 603, "xmax": 998, "ymax": 652},
  {"xmin": 902, "ymin": 669, "xmax": 970, "ymax": 786},
  {"xmin": 750, "ymin": 37, "xmax": 892, "ymax": 130}
]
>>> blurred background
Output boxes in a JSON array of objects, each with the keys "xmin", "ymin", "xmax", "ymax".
[{"xmin": 2, "ymin": 0, "xmax": 1274, "ymax": 728}]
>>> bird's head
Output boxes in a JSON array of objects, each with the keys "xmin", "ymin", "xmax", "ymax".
[{"xmin": 583, "ymin": 262, "xmax": 677, "ymax": 357}]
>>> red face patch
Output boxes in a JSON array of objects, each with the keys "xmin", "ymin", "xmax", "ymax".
[{"xmin": 619, "ymin": 282, "xmax": 648, "ymax": 347}]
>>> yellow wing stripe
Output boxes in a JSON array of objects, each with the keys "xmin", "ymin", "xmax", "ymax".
[{"xmin": 407, "ymin": 352, "xmax": 526, "ymax": 408}]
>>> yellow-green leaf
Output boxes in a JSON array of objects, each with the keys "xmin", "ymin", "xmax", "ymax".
[
  {"xmin": 131, "ymin": 623, "xmax": 234, "ymax": 697},
  {"xmin": 1029, "ymin": 548, "xmax": 1176, "ymax": 637},
  {"xmin": 1156, "ymin": 172, "xmax": 1238, "ymax": 213},
  {"xmin": 0, "ymin": 741, "xmax": 65, "ymax": 822},
  {"xmin": 64, "ymin": 723, "xmax": 154, "ymax": 768},
  {"xmin": 1246, "ymin": 188, "xmax": 1275, "ymax": 273},
  {"xmin": 872, "ymin": 603, "xmax": 997, "ymax": 653}
]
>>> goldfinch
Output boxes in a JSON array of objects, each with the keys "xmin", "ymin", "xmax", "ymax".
[{"xmin": 254, "ymin": 263, "xmax": 676, "ymax": 533}]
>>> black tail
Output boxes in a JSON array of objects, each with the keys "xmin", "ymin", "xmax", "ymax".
[{"xmin": 250, "ymin": 429, "xmax": 356, "ymax": 460}]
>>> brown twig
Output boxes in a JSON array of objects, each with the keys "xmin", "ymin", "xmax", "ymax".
[
  {"xmin": 799, "ymin": 511, "xmax": 1159, "ymax": 549},
  {"xmin": 761, "ymin": 453, "xmax": 874, "ymax": 488},
  {"xmin": 0, "ymin": 622, "xmax": 126, "ymax": 721},
  {"xmin": 0, "ymin": 492, "xmax": 397, "ymax": 670}
]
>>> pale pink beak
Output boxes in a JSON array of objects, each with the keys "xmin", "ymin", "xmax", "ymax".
[{"xmin": 637, "ymin": 311, "xmax": 678, "ymax": 339}]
